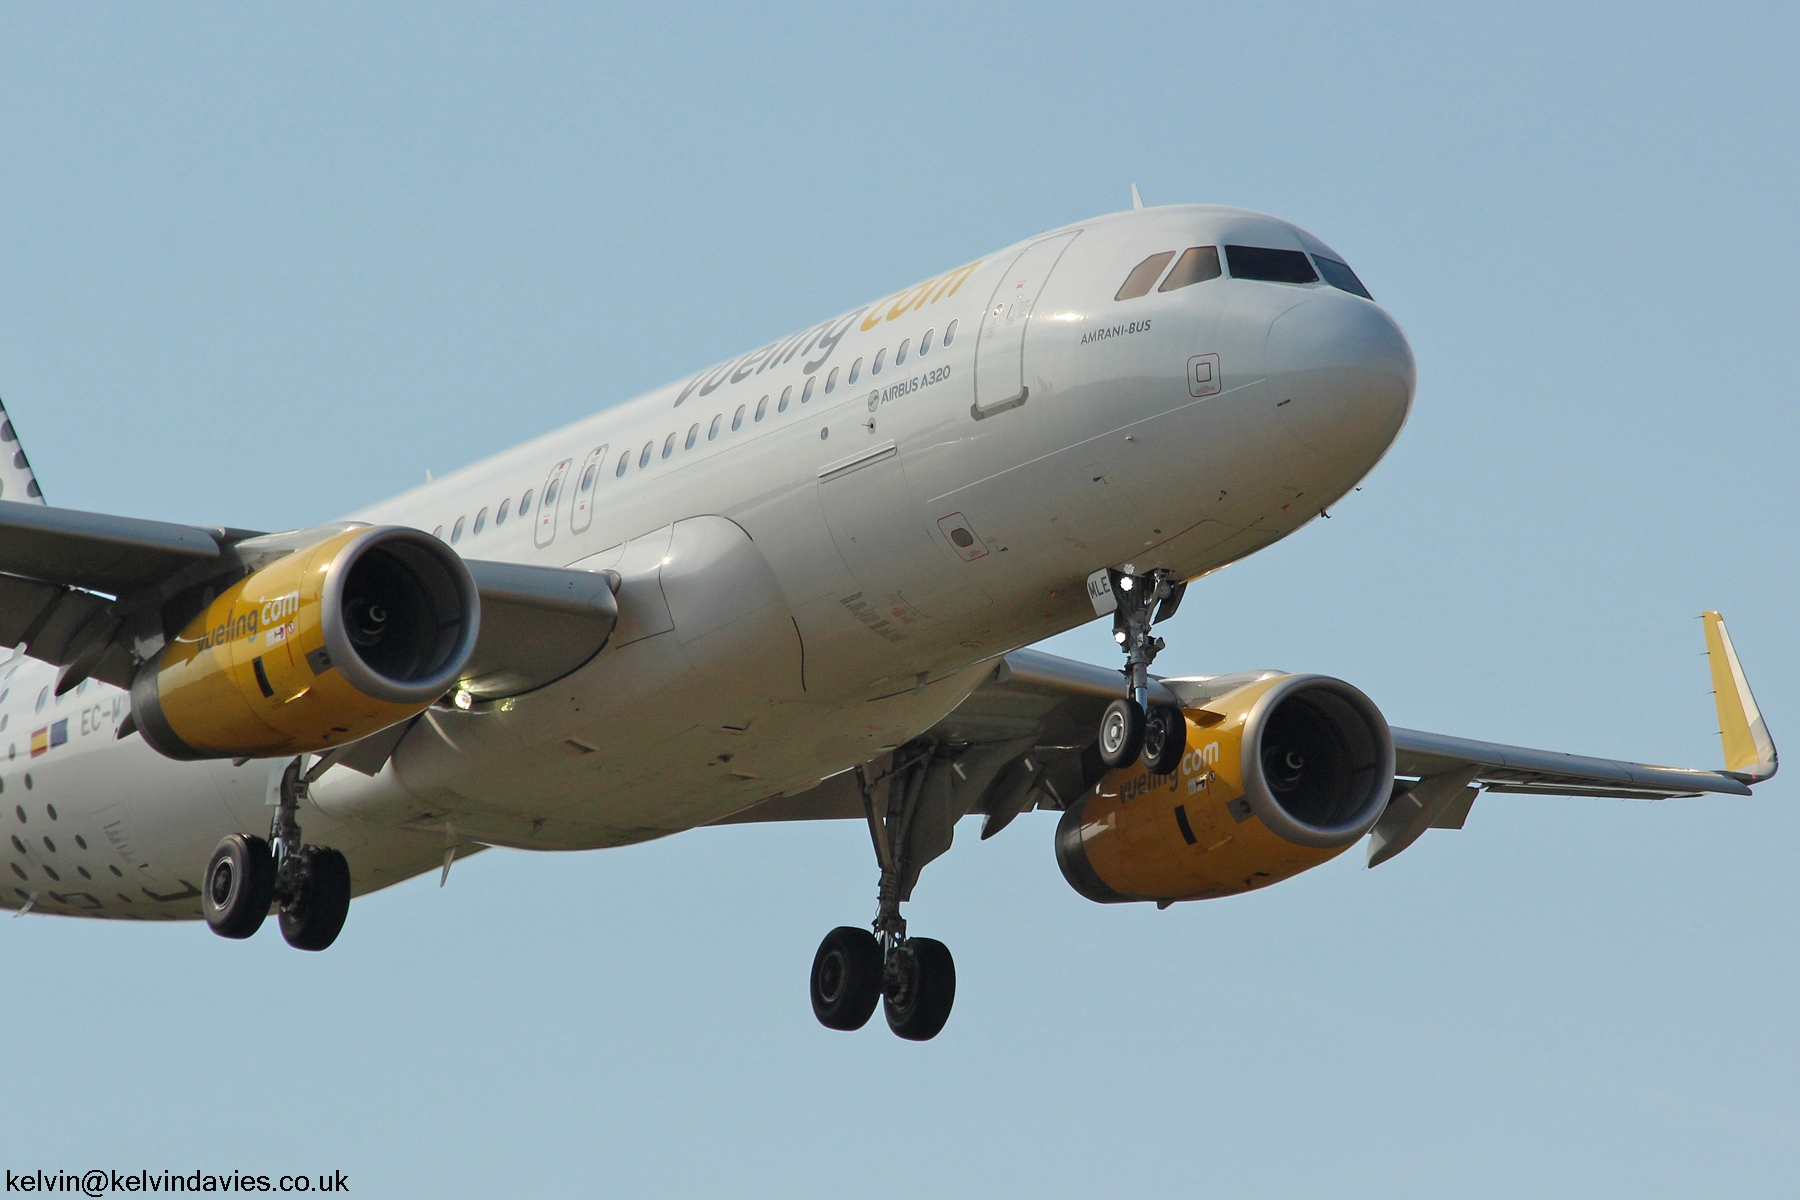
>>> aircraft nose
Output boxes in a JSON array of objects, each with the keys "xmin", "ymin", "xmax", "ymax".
[{"xmin": 1265, "ymin": 295, "xmax": 1415, "ymax": 464}]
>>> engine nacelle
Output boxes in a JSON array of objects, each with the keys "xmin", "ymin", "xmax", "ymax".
[
  {"xmin": 1057, "ymin": 674, "xmax": 1394, "ymax": 904},
  {"xmin": 132, "ymin": 526, "xmax": 479, "ymax": 760}
]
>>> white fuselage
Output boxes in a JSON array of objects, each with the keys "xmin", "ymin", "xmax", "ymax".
[{"xmin": 1, "ymin": 204, "xmax": 1414, "ymax": 919}]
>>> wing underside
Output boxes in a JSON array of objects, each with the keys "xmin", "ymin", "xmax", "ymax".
[{"xmin": 723, "ymin": 621, "xmax": 1771, "ymax": 872}]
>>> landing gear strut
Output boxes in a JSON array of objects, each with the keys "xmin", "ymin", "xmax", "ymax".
[
  {"xmin": 203, "ymin": 757, "xmax": 352, "ymax": 951},
  {"xmin": 1097, "ymin": 566, "xmax": 1190, "ymax": 773},
  {"xmin": 808, "ymin": 741, "xmax": 956, "ymax": 1041}
]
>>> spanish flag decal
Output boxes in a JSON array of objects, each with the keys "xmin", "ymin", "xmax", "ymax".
[{"xmin": 28, "ymin": 719, "xmax": 66, "ymax": 758}]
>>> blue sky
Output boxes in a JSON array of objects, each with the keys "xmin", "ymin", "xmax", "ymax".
[{"xmin": 3, "ymin": 3, "xmax": 1797, "ymax": 1195}]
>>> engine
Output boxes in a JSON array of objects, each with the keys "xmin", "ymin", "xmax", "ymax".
[
  {"xmin": 1056, "ymin": 674, "xmax": 1395, "ymax": 904},
  {"xmin": 131, "ymin": 526, "xmax": 479, "ymax": 761}
]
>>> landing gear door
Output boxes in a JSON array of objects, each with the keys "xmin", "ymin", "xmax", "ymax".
[{"xmin": 971, "ymin": 230, "xmax": 1080, "ymax": 421}]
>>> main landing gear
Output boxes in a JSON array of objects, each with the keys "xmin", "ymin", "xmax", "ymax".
[
  {"xmin": 809, "ymin": 742, "xmax": 956, "ymax": 1041},
  {"xmin": 1097, "ymin": 566, "xmax": 1189, "ymax": 775},
  {"xmin": 202, "ymin": 758, "xmax": 352, "ymax": 951}
]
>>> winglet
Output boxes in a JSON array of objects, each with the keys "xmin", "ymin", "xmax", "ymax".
[{"xmin": 1702, "ymin": 611, "xmax": 1777, "ymax": 783}]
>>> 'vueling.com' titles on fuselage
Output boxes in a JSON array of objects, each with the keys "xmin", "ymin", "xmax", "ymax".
[{"xmin": 672, "ymin": 259, "xmax": 984, "ymax": 408}]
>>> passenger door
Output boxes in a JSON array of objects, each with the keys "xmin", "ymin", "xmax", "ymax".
[{"xmin": 971, "ymin": 231, "xmax": 1081, "ymax": 420}]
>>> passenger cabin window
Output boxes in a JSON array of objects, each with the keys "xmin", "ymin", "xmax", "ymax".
[
  {"xmin": 1116, "ymin": 251, "xmax": 1177, "ymax": 300},
  {"xmin": 943, "ymin": 319, "xmax": 957, "ymax": 345},
  {"xmin": 1225, "ymin": 245, "xmax": 1318, "ymax": 285},
  {"xmin": 825, "ymin": 367, "xmax": 838, "ymax": 394},
  {"xmin": 801, "ymin": 377, "xmax": 815, "ymax": 404},
  {"xmin": 735, "ymin": 404, "xmax": 747, "ymax": 430},
  {"xmin": 432, "ymin": 525, "xmax": 444, "ymax": 540},
  {"xmin": 639, "ymin": 442, "xmax": 653, "ymax": 468},
  {"xmin": 765, "ymin": 393, "xmax": 778, "ymax": 418},
  {"xmin": 616, "ymin": 451, "xmax": 629, "ymax": 477},
  {"xmin": 1313, "ymin": 255, "xmax": 1373, "ymax": 300},
  {"xmin": 473, "ymin": 507, "xmax": 488, "ymax": 535},
  {"xmin": 496, "ymin": 498, "xmax": 510, "ymax": 525},
  {"xmin": 709, "ymin": 414, "xmax": 721, "ymax": 440},
  {"xmin": 848, "ymin": 358, "xmax": 861, "ymax": 385},
  {"xmin": 451, "ymin": 517, "xmax": 465, "ymax": 543},
  {"xmin": 1158, "ymin": 246, "xmax": 1222, "ymax": 292},
  {"xmin": 520, "ymin": 489, "xmax": 534, "ymax": 516},
  {"xmin": 920, "ymin": 328, "xmax": 934, "ymax": 355},
  {"xmin": 579, "ymin": 465, "xmax": 597, "ymax": 493},
  {"xmin": 895, "ymin": 338, "xmax": 909, "ymax": 366},
  {"xmin": 685, "ymin": 423, "xmax": 699, "ymax": 450},
  {"xmin": 661, "ymin": 432, "xmax": 676, "ymax": 459}
]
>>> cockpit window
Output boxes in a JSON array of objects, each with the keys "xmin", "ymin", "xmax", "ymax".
[
  {"xmin": 1225, "ymin": 245, "xmax": 1318, "ymax": 285},
  {"xmin": 1312, "ymin": 255, "xmax": 1373, "ymax": 300},
  {"xmin": 1115, "ymin": 251, "xmax": 1176, "ymax": 301},
  {"xmin": 1158, "ymin": 246, "xmax": 1222, "ymax": 292}
]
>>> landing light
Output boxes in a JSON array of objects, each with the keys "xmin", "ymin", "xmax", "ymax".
[
  {"xmin": 1114, "ymin": 631, "xmax": 1127, "ymax": 644},
  {"xmin": 453, "ymin": 689, "xmax": 474, "ymax": 711}
]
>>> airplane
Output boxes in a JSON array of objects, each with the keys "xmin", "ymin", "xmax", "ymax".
[{"xmin": 0, "ymin": 200, "xmax": 1775, "ymax": 1042}]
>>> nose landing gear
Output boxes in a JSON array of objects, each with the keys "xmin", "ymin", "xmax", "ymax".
[
  {"xmin": 203, "ymin": 757, "xmax": 353, "ymax": 951},
  {"xmin": 808, "ymin": 741, "xmax": 958, "ymax": 1041},
  {"xmin": 1093, "ymin": 566, "xmax": 1190, "ymax": 774}
]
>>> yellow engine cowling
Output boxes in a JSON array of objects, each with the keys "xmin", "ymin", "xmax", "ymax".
[
  {"xmin": 1056, "ymin": 674, "xmax": 1395, "ymax": 904},
  {"xmin": 131, "ymin": 526, "xmax": 479, "ymax": 760}
]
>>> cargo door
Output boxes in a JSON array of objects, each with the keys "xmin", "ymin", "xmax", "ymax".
[
  {"xmin": 818, "ymin": 441, "xmax": 985, "ymax": 639},
  {"xmin": 971, "ymin": 230, "xmax": 1080, "ymax": 420}
]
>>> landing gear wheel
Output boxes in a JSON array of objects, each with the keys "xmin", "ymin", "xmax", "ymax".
[
  {"xmin": 278, "ymin": 847, "xmax": 351, "ymax": 951},
  {"xmin": 1142, "ymin": 704, "xmax": 1188, "ymax": 775},
  {"xmin": 810, "ymin": 926, "xmax": 884, "ymax": 1031},
  {"xmin": 1098, "ymin": 698, "xmax": 1146, "ymax": 769},
  {"xmin": 203, "ymin": 834, "xmax": 276, "ymax": 940},
  {"xmin": 884, "ymin": 937, "xmax": 956, "ymax": 1041}
]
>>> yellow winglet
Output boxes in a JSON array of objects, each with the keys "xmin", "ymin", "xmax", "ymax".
[{"xmin": 1702, "ymin": 611, "xmax": 1778, "ymax": 783}]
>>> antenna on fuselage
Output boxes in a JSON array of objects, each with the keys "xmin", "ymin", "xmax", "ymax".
[{"xmin": 1131, "ymin": 183, "xmax": 1145, "ymax": 210}]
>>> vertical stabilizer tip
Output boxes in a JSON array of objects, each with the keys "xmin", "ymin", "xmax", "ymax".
[{"xmin": 1131, "ymin": 183, "xmax": 1145, "ymax": 210}]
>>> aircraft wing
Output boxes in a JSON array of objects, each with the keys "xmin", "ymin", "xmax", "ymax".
[
  {"xmin": 0, "ymin": 498, "xmax": 617, "ymax": 700},
  {"xmin": 723, "ymin": 614, "xmax": 1774, "ymax": 869}
]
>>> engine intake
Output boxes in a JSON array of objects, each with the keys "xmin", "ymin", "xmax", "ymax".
[
  {"xmin": 1057, "ymin": 674, "xmax": 1395, "ymax": 904},
  {"xmin": 1241, "ymin": 674, "xmax": 1393, "ymax": 849},
  {"xmin": 132, "ymin": 526, "xmax": 479, "ymax": 760}
]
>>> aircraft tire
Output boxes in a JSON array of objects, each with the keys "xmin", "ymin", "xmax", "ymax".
[
  {"xmin": 203, "ymin": 834, "xmax": 276, "ymax": 940},
  {"xmin": 279, "ymin": 847, "xmax": 352, "ymax": 952},
  {"xmin": 1142, "ymin": 704, "xmax": 1188, "ymax": 775},
  {"xmin": 810, "ymin": 926, "xmax": 883, "ymax": 1031},
  {"xmin": 884, "ymin": 937, "xmax": 955, "ymax": 1041},
  {"xmin": 1097, "ymin": 698, "xmax": 1146, "ymax": 769}
]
